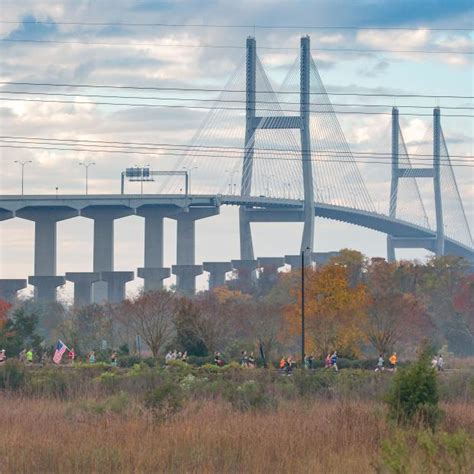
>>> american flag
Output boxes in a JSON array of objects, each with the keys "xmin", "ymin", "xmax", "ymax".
[{"xmin": 53, "ymin": 340, "xmax": 67, "ymax": 364}]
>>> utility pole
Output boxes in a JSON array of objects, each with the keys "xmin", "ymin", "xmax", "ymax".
[
  {"xmin": 13, "ymin": 160, "xmax": 32, "ymax": 196},
  {"xmin": 79, "ymin": 161, "xmax": 95, "ymax": 195}
]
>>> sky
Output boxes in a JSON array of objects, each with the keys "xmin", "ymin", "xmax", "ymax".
[{"xmin": 0, "ymin": 0, "xmax": 472, "ymax": 301}]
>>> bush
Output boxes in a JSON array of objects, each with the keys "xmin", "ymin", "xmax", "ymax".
[
  {"xmin": 386, "ymin": 345, "xmax": 442, "ymax": 430},
  {"xmin": 0, "ymin": 360, "xmax": 26, "ymax": 390},
  {"xmin": 224, "ymin": 380, "xmax": 276, "ymax": 411},
  {"xmin": 144, "ymin": 379, "xmax": 184, "ymax": 419}
]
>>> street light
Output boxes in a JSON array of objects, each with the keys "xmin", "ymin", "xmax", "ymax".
[
  {"xmin": 79, "ymin": 161, "xmax": 95, "ymax": 195},
  {"xmin": 301, "ymin": 246, "xmax": 311, "ymax": 368},
  {"xmin": 13, "ymin": 160, "xmax": 32, "ymax": 196},
  {"xmin": 182, "ymin": 166, "xmax": 198, "ymax": 194}
]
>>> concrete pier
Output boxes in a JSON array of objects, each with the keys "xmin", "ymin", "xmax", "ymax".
[
  {"xmin": 311, "ymin": 251, "xmax": 340, "ymax": 265},
  {"xmin": 81, "ymin": 206, "xmax": 134, "ymax": 302},
  {"xmin": 203, "ymin": 262, "xmax": 232, "ymax": 289},
  {"xmin": 65, "ymin": 272, "xmax": 101, "ymax": 307},
  {"xmin": 0, "ymin": 279, "xmax": 27, "ymax": 302},
  {"xmin": 171, "ymin": 208, "xmax": 219, "ymax": 265},
  {"xmin": 100, "ymin": 271, "xmax": 134, "ymax": 303},
  {"xmin": 16, "ymin": 207, "xmax": 78, "ymax": 276},
  {"xmin": 28, "ymin": 275, "xmax": 65, "ymax": 302},
  {"xmin": 137, "ymin": 267, "xmax": 170, "ymax": 292},
  {"xmin": 257, "ymin": 257, "xmax": 285, "ymax": 284},
  {"xmin": 284, "ymin": 254, "xmax": 313, "ymax": 270},
  {"xmin": 172, "ymin": 264, "xmax": 203, "ymax": 295},
  {"xmin": 231, "ymin": 259, "xmax": 258, "ymax": 281}
]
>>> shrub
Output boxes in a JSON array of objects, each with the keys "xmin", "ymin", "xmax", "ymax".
[
  {"xmin": 0, "ymin": 360, "xmax": 26, "ymax": 390},
  {"xmin": 144, "ymin": 379, "xmax": 184, "ymax": 419},
  {"xmin": 224, "ymin": 380, "xmax": 276, "ymax": 411},
  {"xmin": 386, "ymin": 345, "xmax": 442, "ymax": 430}
]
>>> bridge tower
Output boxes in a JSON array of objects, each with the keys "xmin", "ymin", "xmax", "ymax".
[
  {"xmin": 239, "ymin": 36, "xmax": 315, "ymax": 259},
  {"xmin": 387, "ymin": 107, "xmax": 445, "ymax": 260}
]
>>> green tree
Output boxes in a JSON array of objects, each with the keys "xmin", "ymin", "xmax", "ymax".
[{"xmin": 386, "ymin": 341, "xmax": 442, "ymax": 430}]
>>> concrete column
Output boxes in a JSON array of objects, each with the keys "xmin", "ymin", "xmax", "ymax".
[
  {"xmin": 16, "ymin": 207, "xmax": 78, "ymax": 276},
  {"xmin": 311, "ymin": 251, "xmax": 340, "ymax": 265},
  {"xmin": 81, "ymin": 206, "xmax": 133, "ymax": 302},
  {"xmin": 100, "ymin": 271, "xmax": 134, "ymax": 303},
  {"xmin": 203, "ymin": 262, "xmax": 232, "ymax": 289},
  {"xmin": 172, "ymin": 265, "xmax": 203, "ymax": 296},
  {"xmin": 433, "ymin": 107, "xmax": 445, "ymax": 256},
  {"xmin": 65, "ymin": 272, "xmax": 101, "ymax": 307},
  {"xmin": 137, "ymin": 267, "xmax": 170, "ymax": 292},
  {"xmin": 170, "ymin": 208, "xmax": 219, "ymax": 265},
  {"xmin": 285, "ymin": 254, "xmax": 314, "ymax": 270},
  {"xmin": 231, "ymin": 259, "xmax": 258, "ymax": 283},
  {"xmin": 28, "ymin": 275, "xmax": 65, "ymax": 302},
  {"xmin": 387, "ymin": 107, "xmax": 399, "ymax": 262},
  {"xmin": 0, "ymin": 279, "xmax": 27, "ymax": 302}
]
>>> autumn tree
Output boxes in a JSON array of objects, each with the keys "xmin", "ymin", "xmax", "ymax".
[
  {"xmin": 0, "ymin": 299, "xmax": 11, "ymax": 330},
  {"xmin": 283, "ymin": 264, "xmax": 369, "ymax": 357},
  {"xmin": 328, "ymin": 248, "xmax": 367, "ymax": 287},
  {"xmin": 365, "ymin": 259, "xmax": 432, "ymax": 355},
  {"xmin": 116, "ymin": 290, "xmax": 178, "ymax": 358}
]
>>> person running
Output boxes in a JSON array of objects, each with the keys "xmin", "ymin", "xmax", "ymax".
[
  {"xmin": 279, "ymin": 356, "xmax": 286, "ymax": 372},
  {"xmin": 331, "ymin": 351, "xmax": 338, "ymax": 371},
  {"xmin": 181, "ymin": 351, "xmax": 188, "ymax": 363},
  {"xmin": 304, "ymin": 354, "xmax": 310, "ymax": 370},
  {"xmin": 308, "ymin": 354, "xmax": 314, "ymax": 370},
  {"xmin": 437, "ymin": 354, "xmax": 444, "ymax": 371},
  {"xmin": 26, "ymin": 348, "xmax": 33, "ymax": 364},
  {"xmin": 0, "ymin": 349, "xmax": 6, "ymax": 364},
  {"xmin": 88, "ymin": 351, "xmax": 96, "ymax": 364},
  {"xmin": 248, "ymin": 352, "xmax": 256, "ymax": 368},
  {"xmin": 68, "ymin": 347, "xmax": 76, "ymax": 365},
  {"xmin": 324, "ymin": 353, "xmax": 332, "ymax": 369},
  {"xmin": 389, "ymin": 352, "xmax": 398, "ymax": 371},
  {"xmin": 110, "ymin": 351, "xmax": 118, "ymax": 367},
  {"xmin": 375, "ymin": 353, "xmax": 384, "ymax": 372}
]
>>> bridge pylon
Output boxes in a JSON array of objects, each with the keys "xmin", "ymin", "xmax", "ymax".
[
  {"xmin": 387, "ymin": 107, "xmax": 444, "ymax": 260},
  {"xmin": 239, "ymin": 36, "xmax": 315, "ymax": 259}
]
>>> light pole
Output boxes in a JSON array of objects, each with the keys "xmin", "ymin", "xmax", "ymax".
[
  {"xmin": 13, "ymin": 160, "xmax": 32, "ymax": 196},
  {"xmin": 183, "ymin": 166, "xmax": 198, "ymax": 194},
  {"xmin": 79, "ymin": 161, "xmax": 95, "ymax": 195},
  {"xmin": 225, "ymin": 169, "xmax": 236, "ymax": 195},
  {"xmin": 301, "ymin": 246, "xmax": 311, "ymax": 368}
]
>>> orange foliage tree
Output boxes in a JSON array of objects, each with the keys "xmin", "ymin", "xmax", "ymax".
[
  {"xmin": 0, "ymin": 299, "xmax": 12, "ymax": 330},
  {"xmin": 283, "ymin": 265, "xmax": 369, "ymax": 357}
]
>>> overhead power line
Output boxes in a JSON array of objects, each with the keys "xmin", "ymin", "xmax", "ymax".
[
  {"xmin": 1, "ymin": 140, "xmax": 472, "ymax": 168},
  {"xmin": 1, "ymin": 90, "xmax": 472, "ymax": 110},
  {"xmin": 1, "ymin": 38, "xmax": 472, "ymax": 55},
  {"xmin": 0, "ymin": 20, "xmax": 472, "ymax": 31},
  {"xmin": 2, "ymin": 81, "xmax": 472, "ymax": 100},
  {"xmin": 1, "ymin": 136, "xmax": 473, "ymax": 161},
  {"xmin": 1, "ymin": 96, "xmax": 472, "ymax": 117}
]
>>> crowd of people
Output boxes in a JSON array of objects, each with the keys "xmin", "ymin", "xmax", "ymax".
[{"xmin": 165, "ymin": 350, "xmax": 188, "ymax": 364}]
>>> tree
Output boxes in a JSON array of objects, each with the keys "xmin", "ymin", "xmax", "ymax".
[
  {"xmin": 283, "ymin": 264, "xmax": 369, "ymax": 357},
  {"xmin": 0, "ymin": 306, "xmax": 43, "ymax": 357},
  {"xmin": 366, "ymin": 259, "xmax": 432, "ymax": 354},
  {"xmin": 328, "ymin": 248, "xmax": 367, "ymax": 287},
  {"xmin": 117, "ymin": 290, "xmax": 178, "ymax": 358},
  {"xmin": 0, "ymin": 299, "xmax": 12, "ymax": 330}
]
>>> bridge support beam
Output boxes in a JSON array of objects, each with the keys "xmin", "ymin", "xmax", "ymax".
[
  {"xmin": 81, "ymin": 206, "xmax": 134, "ymax": 302},
  {"xmin": 28, "ymin": 275, "xmax": 65, "ymax": 302},
  {"xmin": 300, "ymin": 35, "xmax": 315, "ymax": 253},
  {"xmin": 257, "ymin": 257, "xmax": 285, "ymax": 285},
  {"xmin": 137, "ymin": 267, "xmax": 170, "ymax": 292},
  {"xmin": 0, "ymin": 279, "xmax": 27, "ymax": 302},
  {"xmin": 65, "ymin": 272, "xmax": 101, "ymax": 307},
  {"xmin": 387, "ymin": 107, "xmax": 399, "ymax": 262},
  {"xmin": 433, "ymin": 107, "xmax": 445, "ymax": 256},
  {"xmin": 16, "ymin": 207, "xmax": 78, "ymax": 276},
  {"xmin": 100, "ymin": 271, "xmax": 134, "ymax": 303},
  {"xmin": 171, "ymin": 208, "xmax": 219, "ymax": 265},
  {"xmin": 311, "ymin": 251, "xmax": 340, "ymax": 265},
  {"xmin": 203, "ymin": 262, "xmax": 232, "ymax": 289},
  {"xmin": 231, "ymin": 259, "xmax": 258, "ymax": 286},
  {"xmin": 172, "ymin": 264, "xmax": 203, "ymax": 295},
  {"xmin": 285, "ymin": 254, "xmax": 314, "ymax": 270}
]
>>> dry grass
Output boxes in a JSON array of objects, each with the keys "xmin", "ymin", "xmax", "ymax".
[{"xmin": 1, "ymin": 397, "xmax": 473, "ymax": 474}]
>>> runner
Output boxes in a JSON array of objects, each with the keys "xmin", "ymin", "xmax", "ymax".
[
  {"xmin": 389, "ymin": 352, "xmax": 398, "ymax": 371},
  {"xmin": 375, "ymin": 353, "xmax": 384, "ymax": 372}
]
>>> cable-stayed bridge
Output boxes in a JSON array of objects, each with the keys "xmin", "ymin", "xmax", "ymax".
[{"xmin": 0, "ymin": 36, "xmax": 472, "ymax": 304}]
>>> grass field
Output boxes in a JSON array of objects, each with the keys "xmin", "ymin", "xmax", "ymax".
[{"xmin": 1, "ymin": 396, "xmax": 473, "ymax": 473}]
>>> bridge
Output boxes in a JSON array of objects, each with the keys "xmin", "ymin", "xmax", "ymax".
[{"xmin": 0, "ymin": 36, "xmax": 472, "ymax": 304}]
